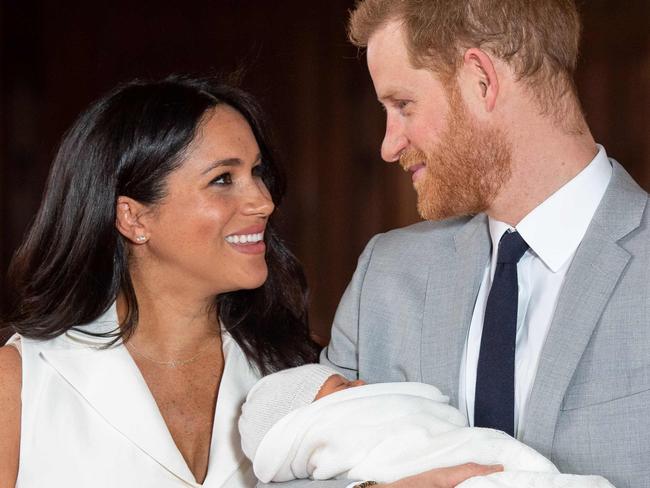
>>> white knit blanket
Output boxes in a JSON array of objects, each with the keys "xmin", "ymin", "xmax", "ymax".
[{"xmin": 251, "ymin": 382, "xmax": 614, "ymax": 488}]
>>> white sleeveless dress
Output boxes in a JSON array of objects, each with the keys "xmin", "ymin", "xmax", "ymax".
[{"xmin": 8, "ymin": 305, "xmax": 261, "ymax": 488}]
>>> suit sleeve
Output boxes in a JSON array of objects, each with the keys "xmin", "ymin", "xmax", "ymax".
[
  {"xmin": 256, "ymin": 479, "xmax": 356, "ymax": 488},
  {"xmin": 320, "ymin": 234, "xmax": 380, "ymax": 380}
]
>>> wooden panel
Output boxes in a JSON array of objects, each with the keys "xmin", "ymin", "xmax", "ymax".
[
  {"xmin": 0, "ymin": 1, "xmax": 648, "ymax": 343},
  {"xmin": 577, "ymin": 0, "xmax": 650, "ymax": 187}
]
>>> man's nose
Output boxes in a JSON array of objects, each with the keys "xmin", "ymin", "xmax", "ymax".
[{"xmin": 380, "ymin": 119, "xmax": 408, "ymax": 162}]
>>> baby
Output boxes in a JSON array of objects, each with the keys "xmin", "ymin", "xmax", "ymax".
[{"xmin": 239, "ymin": 364, "xmax": 615, "ymax": 488}]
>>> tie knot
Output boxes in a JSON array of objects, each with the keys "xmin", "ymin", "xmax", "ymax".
[{"xmin": 496, "ymin": 231, "xmax": 529, "ymax": 264}]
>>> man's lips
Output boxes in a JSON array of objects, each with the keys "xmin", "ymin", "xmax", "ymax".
[{"xmin": 406, "ymin": 163, "xmax": 426, "ymax": 183}]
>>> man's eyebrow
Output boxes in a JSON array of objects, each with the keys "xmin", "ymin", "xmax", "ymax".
[
  {"xmin": 201, "ymin": 153, "xmax": 261, "ymax": 175},
  {"xmin": 378, "ymin": 90, "xmax": 414, "ymax": 104},
  {"xmin": 378, "ymin": 88, "xmax": 401, "ymax": 100}
]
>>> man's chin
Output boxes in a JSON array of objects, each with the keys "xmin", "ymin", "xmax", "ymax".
[
  {"xmin": 416, "ymin": 191, "xmax": 483, "ymax": 221},
  {"xmin": 416, "ymin": 197, "xmax": 447, "ymax": 221}
]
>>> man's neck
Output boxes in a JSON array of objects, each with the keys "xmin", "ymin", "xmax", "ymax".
[{"xmin": 487, "ymin": 113, "xmax": 598, "ymax": 226}]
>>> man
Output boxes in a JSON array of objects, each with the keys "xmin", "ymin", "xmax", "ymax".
[{"xmin": 265, "ymin": 1, "xmax": 648, "ymax": 488}]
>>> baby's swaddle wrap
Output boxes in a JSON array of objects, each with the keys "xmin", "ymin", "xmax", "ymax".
[{"xmin": 244, "ymin": 382, "xmax": 614, "ymax": 488}]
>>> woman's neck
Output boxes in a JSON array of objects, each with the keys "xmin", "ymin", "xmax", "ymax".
[{"xmin": 117, "ymin": 276, "xmax": 221, "ymax": 358}]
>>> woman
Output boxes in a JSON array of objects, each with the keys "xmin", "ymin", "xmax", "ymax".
[{"xmin": 0, "ymin": 76, "xmax": 319, "ymax": 487}]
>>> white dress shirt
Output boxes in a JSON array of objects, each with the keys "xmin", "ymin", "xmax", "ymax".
[{"xmin": 459, "ymin": 145, "xmax": 613, "ymax": 438}]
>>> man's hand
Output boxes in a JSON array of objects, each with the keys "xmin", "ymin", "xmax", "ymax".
[{"xmin": 385, "ymin": 463, "xmax": 503, "ymax": 488}]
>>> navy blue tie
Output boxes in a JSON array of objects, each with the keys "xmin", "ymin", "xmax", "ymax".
[{"xmin": 474, "ymin": 230, "xmax": 529, "ymax": 436}]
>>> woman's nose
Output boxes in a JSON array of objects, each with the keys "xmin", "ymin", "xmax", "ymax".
[{"xmin": 243, "ymin": 180, "xmax": 274, "ymax": 217}]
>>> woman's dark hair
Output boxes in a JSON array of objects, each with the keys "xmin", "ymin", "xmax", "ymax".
[{"xmin": 5, "ymin": 75, "xmax": 319, "ymax": 374}]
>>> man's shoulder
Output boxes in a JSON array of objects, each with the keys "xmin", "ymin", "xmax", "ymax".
[
  {"xmin": 374, "ymin": 216, "xmax": 474, "ymax": 248},
  {"xmin": 596, "ymin": 159, "xmax": 650, "ymax": 241},
  {"xmin": 388, "ymin": 216, "xmax": 472, "ymax": 236},
  {"xmin": 361, "ymin": 215, "xmax": 478, "ymax": 266}
]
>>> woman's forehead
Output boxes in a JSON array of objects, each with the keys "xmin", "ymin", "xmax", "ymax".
[{"xmin": 184, "ymin": 106, "xmax": 259, "ymax": 168}]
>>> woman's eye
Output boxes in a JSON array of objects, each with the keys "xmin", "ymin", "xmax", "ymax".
[
  {"xmin": 252, "ymin": 164, "xmax": 265, "ymax": 178},
  {"xmin": 211, "ymin": 173, "xmax": 232, "ymax": 185}
]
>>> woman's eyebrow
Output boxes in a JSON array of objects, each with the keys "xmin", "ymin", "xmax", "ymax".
[
  {"xmin": 201, "ymin": 153, "xmax": 262, "ymax": 175},
  {"xmin": 201, "ymin": 158, "xmax": 242, "ymax": 175}
]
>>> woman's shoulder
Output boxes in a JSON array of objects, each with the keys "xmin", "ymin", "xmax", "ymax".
[
  {"xmin": 0, "ymin": 340, "xmax": 22, "ymax": 382},
  {"xmin": 0, "ymin": 342, "xmax": 22, "ymax": 406},
  {"xmin": 0, "ymin": 344, "xmax": 21, "ymax": 485}
]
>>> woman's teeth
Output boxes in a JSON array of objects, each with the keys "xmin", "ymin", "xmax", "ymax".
[{"xmin": 225, "ymin": 233, "xmax": 264, "ymax": 244}]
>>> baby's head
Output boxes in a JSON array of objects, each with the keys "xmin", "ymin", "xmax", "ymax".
[
  {"xmin": 314, "ymin": 371, "xmax": 366, "ymax": 400},
  {"xmin": 239, "ymin": 364, "xmax": 365, "ymax": 460}
]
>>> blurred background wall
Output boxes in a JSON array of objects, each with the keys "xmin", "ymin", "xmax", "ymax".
[{"xmin": 1, "ymin": 0, "xmax": 649, "ymax": 343}]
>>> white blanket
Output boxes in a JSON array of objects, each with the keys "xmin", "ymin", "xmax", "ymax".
[{"xmin": 251, "ymin": 382, "xmax": 614, "ymax": 488}]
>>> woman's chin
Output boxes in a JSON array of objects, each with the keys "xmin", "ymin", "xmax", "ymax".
[{"xmin": 219, "ymin": 269, "xmax": 268, "ymax": 294}]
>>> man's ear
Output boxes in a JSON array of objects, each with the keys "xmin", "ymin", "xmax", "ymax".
[
  {"xmin": 115, "ymin": 196, "xmax": 150, "ymax": 245},
  {"xmin": 460, "ymin": 48, "xmax": 500, "ymax": 112}
]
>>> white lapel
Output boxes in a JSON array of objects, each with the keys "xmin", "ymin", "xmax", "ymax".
[
  {"xmin": 39, "ymin": 306, "xmax": 260, "ymax": 488},
  {"xmin": 39, "ymin": 306, "xmax": 200, "ymax": 486},
  {"xmin": 203, "ymin": 333, "xmax": 260, "ymax": 487}
]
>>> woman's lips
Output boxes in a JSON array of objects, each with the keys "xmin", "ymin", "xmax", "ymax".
[
  {"xmin": 229, "ymin": 241, "xmax": 266, "ymax": 255},
  {"xmin": 225, "ymin": 227, "xmax": 266, "ymax": 255}
]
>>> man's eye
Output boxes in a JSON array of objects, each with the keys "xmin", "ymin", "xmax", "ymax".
[
  {"xmin": 211, "ymin": 173, "xmax": 232, "ymax": 185},
  {"xmin": 396, "ymin": 100, "xmax": 410, "ymax": 110}
]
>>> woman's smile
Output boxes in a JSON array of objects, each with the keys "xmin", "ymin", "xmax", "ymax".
[{"xmin": 225, "ymin": 225, "xmax": 267, "ymax": 254}]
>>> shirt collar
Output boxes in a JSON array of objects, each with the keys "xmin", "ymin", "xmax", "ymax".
[{"xmin": 488, "ymin": 144, "xmax": 613, "ymax": 272}]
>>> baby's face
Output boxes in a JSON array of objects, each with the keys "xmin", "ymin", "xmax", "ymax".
[{"xmin": 314, "ymin": 374, "xmax": 366, "ymax": 401}]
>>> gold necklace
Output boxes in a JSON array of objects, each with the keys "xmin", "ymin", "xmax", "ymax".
[{"xmin": 126, "ymin": 337, "xmax": 218, "ymax": 368}]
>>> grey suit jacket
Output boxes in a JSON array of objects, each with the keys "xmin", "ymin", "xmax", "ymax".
[{"xmin": 260, "ymin": 161, "xmax": 649, "ymax": 488}]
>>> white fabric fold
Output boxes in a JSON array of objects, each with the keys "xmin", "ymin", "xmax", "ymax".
[{"xmin": 249, "ymin": 382, "xmax": 614, "ymax": 488}]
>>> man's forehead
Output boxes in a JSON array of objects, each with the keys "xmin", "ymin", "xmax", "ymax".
[
  {"xmin": 366, "ymin": 20, "xmax": 434, "ymax": 93},
  {"xmin": 368, "ymin": 53, "xmax": 439, "ymax": 101},
  {"xmin": 368, "ymin": 31, "xmax": 406, "ymax": 92},
  {"xmin": 367, "ymin": 20, "xmax": 407, "ymax": 67}
]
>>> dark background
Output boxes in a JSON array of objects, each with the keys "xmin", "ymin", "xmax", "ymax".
[{"xmin": 1, "ymin": 1, "xmax": 649, "ymax": 342}]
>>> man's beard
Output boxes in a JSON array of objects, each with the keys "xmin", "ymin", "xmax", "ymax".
[{"xmin": 400, "ymin": 87, "xmax": 512, "ymax": 221}]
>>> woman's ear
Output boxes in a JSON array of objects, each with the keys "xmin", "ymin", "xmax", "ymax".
[{"xmin": 115, "ymin": 196, "xmax": 150, "ymax": 244}]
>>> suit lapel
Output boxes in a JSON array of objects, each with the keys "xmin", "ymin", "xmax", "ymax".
[
  {"xmin": 521, "ymin": 225, "xmax": 629, "ymax": 456},
  {"xmin": 522, "ymin": 160, "xmax": 647, "ymax": 457},
  {"xmin": 421, "ymin": 214, "xmax": 490, "ymax": 407},
  {"xmin": 40, "ymin": 306, "xmax": 199, "ymax": 486}
]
